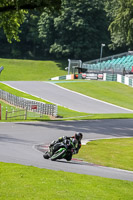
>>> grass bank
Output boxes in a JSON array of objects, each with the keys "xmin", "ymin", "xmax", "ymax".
[
  {"xmin": 74, "ymin": 138, "xmax": 133, "ymax": 171},
  {"xmin": 0, "ymin": 59, "xmax": 67, "ymax": 81},
  {"xmin": 0, "ymin": 162, "xmax": 133, "ymax": 200}
]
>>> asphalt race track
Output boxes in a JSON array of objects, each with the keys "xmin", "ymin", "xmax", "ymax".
[
  {"xmin": 2, "ymin": 81, "xmax": 133, "ymax": 114},
  {"xmin": 0, "ymin": 120, "xmax": 133, "ymax": 181}
]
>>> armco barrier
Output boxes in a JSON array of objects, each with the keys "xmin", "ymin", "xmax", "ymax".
[
  {"xmin": 51, "ymin": 73, "xmax": 133, "ymax": 88},
  {"xmin": 0, "ymin": 89, "xmax": 57, "ymax": 116},
  {"xmin": 50, "ymin": 74, "xmax": 74, "ymax": 80},
  {"xmin": 104, "ymin": 73, "xmax": 133, "ymax": 87},
  {"xmin": 105, "ymin": 74, "xmax": 117, "ymax": 81}
]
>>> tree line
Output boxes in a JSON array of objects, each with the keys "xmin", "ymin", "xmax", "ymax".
[{"xmin": 0, "ymin": 0, "xmax": 132, "ymax": 61}]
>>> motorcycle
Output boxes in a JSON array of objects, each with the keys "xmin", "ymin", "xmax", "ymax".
[{"xmin": 43, "ymin": 138, "xmax": 75, "ymax": 161}]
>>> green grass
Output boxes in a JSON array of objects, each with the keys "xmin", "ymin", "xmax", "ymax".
[
  {"xmin": 0, "ymin": 162, "xmax": 133, "ymax": 200},
  {"xmin": 57, "ymin": 81, "xmax": 133, "ymax": 110},
  {"xmin": 0, "ymin": 58, "xmax": 67, "ymax": 81},
  {"xmin": 74, "ymin": 138, "xmax": 133, "ymax": 171}
]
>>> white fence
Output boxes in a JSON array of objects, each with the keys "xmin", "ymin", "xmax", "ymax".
[
  {"xmin": 117, "ymin": 74, "xmax": 133, "ymax": 87},
  {"xmin": 0, "ymin": 89, "xmax": 57, "ymax": 117}
]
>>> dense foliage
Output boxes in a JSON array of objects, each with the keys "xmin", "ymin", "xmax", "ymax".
[
  {"xmin": 107, "ymin": 0, "xmax": 133, "ymax": 50},
  {"xmin": 0, "ymin": 0, "xmax": 61, "ymax": 42},
  {"xmin": 38, "ymin": 0, "xmax": 110, "ymax": 60},
  {"xmin": 0, "ymin": 0, "xmax": 132, "ymax": 61}
]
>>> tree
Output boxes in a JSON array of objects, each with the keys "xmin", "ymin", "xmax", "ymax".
[
  {"xmin": 0, "ymin": 0, "xmax": 61, "ymax": 42},
  {"xmin": 0, "ymin": 11, "xmax": 45, "ymax": 59},
  {"xmin": 106, "ymin": 0, "xmax": 133, "ymax": 49},
  {"xmin": 38, "ymin": 0, "xmax": 110, "ymax": 60},
  {"xmin": 0, "ymin": 0, "xmax": 61, "ymax": 12}
]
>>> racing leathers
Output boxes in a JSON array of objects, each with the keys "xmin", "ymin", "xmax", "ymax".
[{"xmin": 50, "ymin": 136, "xmax": 81, "ymax": 156}]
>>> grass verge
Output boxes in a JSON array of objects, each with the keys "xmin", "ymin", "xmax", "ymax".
[
  {"xmin": 74, "ymin": 138, "xmax": 133, "ymax": 171},
  {"xmin": 0, "ymin": 162, "xmax": 133, "ymax": 200},
  {"xmin": 0, "ymin": 59, "xmax": 67, "ymax": 81}
]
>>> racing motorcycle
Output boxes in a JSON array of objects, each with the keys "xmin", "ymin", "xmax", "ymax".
[{"xmin": 43, "ymin": 138, "xmax": 75, "ymax": 161}]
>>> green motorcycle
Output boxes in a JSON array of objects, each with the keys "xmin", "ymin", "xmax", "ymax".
[{"xmin": 43, "ymin": 138, "xmax": 75, "ymax": 161}]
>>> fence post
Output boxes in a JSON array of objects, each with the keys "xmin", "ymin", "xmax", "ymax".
[
  {"xmin": 0, "ymin": 104, "xmax": 1, "ymax": 120},
  {"xmin": 25, "ymin": 107, "xmax": 27, "ymax": 120},
  {"xmin": 5, "ymin": 108, "xmax": 8, "ymax": 120}
]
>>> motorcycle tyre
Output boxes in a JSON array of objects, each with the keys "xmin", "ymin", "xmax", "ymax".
[
  {"xmin": 65, "ymin": 153, "xmax": 72, "ymax": 161},
  {"xmin": 43, "ymin": 151, "xmax": 50, "ymax": 159},
  {"xmin": 51, "ymin": 149, "xmax": 66, "ymax": 161}
]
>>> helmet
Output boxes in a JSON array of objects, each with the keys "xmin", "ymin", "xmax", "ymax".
[{"xmin": 75, "ymin": 132, "xmax": 83, "ymax": 141}]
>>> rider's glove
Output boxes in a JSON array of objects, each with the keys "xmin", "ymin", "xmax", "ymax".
[
  {"xmin": 62, "ymin": 136, "xmax": 67, "ymax": 140},
  {"xmin": 50, "ymin": 140, "xmax": 56, "ymax": 147}
]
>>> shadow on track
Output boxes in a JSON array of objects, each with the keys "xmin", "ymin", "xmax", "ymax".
[
  {"xmin": 0, "ymin": 134, "xmax": 34, "ymax": 145},
  {"xmin": 17, "ymin": 119, "xmax": 133, "ymax": 138}
]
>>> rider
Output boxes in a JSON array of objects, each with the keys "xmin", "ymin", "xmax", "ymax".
[{"xmin": 50, "ymin": 132, "xmax": 83, "ymax": 156}]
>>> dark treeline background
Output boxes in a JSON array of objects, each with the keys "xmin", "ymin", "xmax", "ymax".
[{"xmin": 0, "ymin": 0, "xmax": 129, "ymax": 61}]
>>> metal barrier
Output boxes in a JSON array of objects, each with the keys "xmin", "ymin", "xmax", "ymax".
[
  {"xmin": 0, "ymin": 104, "xmax": 1, "ymax": 120},
  {"xmin": 0, "ymin": 89, "xmax": 57, "ymax": 117}
]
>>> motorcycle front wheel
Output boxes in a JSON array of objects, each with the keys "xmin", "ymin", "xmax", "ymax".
[
  {"xmin": 51, "ymin": 148, "xmax": 66, "ymax": 161},
  {"xmin": 43, "ymin": 151, "xmax": 50, "ymax": 159}
]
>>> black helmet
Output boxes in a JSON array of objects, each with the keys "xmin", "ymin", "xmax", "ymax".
[{"xmin": 75, "ymin": 132, "xmax": 83, "ymax": 140}]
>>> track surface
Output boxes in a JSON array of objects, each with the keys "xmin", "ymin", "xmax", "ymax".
[
  {"xmin": 2, "ymin": 81, "xmax": 133, "ymax": 113},
  {"xmin": 0, "ymin": 120, "xmax": 133, "ymax": 181}
]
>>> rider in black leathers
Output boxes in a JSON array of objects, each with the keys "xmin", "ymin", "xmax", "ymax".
[{"xmin": 49, "ymin": 132, "xmax": 83, "ymax": 160}]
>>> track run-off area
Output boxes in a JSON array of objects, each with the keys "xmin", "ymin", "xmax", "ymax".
[{"xmin": 0, "ymin": 81, "xmax": 133, "ymax": 181}]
